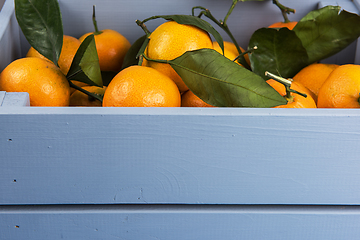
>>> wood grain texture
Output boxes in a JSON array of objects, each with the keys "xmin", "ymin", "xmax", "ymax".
[
  {"xmin": 0, "ymin": 92, "xmax": 30, "ymax": 106},
  {"xmin": 0, "ymin": 91, "xmax": 5, "ymax": 105},
  {"xmin": 1, "ymin": 204, "xmax": 360, "ymax": 240},
  {"xmin": 1, "ymin": 1, "xmax": 360, "ymax": 238},
  {"xmin": 0, "ymin": 91, "xmax": 30, "ymax": 106},
  {"xmin": 1, "ymin": 108, "xmax": 360, "ymax": 205}
]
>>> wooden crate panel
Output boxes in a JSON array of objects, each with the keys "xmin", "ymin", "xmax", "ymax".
[
  {"xmin": 0, "ymin": 92, "xmax": 29, "ymax": 106},
  {"xmin": 1, "ymin": 108, "xmax": 360, "ymax": 205},
  {"xmin": 1, "ymin": 0, "xmax": 360, "ymax": 239},
  {"xmin": 1, "ymin": 204, "xmax": 360, "ymax": 240}
]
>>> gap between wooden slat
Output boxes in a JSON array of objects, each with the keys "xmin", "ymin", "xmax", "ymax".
[{"xmin": 1, "ymin": 204, "xmax": 359, "ymax": 214}]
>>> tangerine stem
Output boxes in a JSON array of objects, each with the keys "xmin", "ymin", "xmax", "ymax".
[
  {"xmin": 223, "ymin": 0, "xmax": 240, "ymax": 26},
  {"xmin": 136, "ymin": 37, "xmax": 150, "ymax": 66},
  {"xmin": 265, "ymin": 71, "xmax": 307, "ymax": 99},
  {"xmin": 272, "ymin": 0, "xmax": 296, "ymax": 23},
  {"xmin": 137, "ymin": 55, "xmax": 144, "ymax": 66},
  {"xmin": 192, "ymin": 6, "xmax": 251, "ymax": 70},
  {"xmin": 265, "ymin": 71, "xmax": 292, "ymax": 86},
  {"xmin": 141, "ymin": 53, "xmax": 168, "ymax": 64},
  {"xmin": 134, "ymin": 22, "xmax": 151, "ymax": 66},
  {"xmin": 232, "ymin": 46, "xmax": 257, "ymax": 63},
  {"xmin": 135, "ymin": 20, "xmax": 151, "ymax": 37},
  {"xmin": 192, "ymin": 6, "xmax": 207, "ymax": 18},
  {"xmin": 92, "ymin": 5, "xmax": 102, "ymax": 35},
  {"xmin": 68, "ymin": 80, "xmax": 103, "ymax": 103}
]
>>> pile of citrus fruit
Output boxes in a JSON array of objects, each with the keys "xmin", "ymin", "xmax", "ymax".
[{"xmin": 1, "ymin": 0, "xmax": 360, "ymax": 109}]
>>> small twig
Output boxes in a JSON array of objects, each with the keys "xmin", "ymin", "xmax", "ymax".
[
  {"xmin": 68, "ymin": 80, "xmax": 103, "ymax": 103},
  {"xmin": 265, "ymin": 71, "xmax": 307, "ymax": 99},
  {"xmin": 222, "ymin": 0, "xmax": 240, "ymax": 27},
  {"xmin": 192, "ymin": 3, "xmax": 251, "ymax": 70},
  {"xmin": 92, "ymin": 5, "xmax": 102, "ymax": 35},
  {"xmin": 135, "ymin": 20, "xmax": 152, "ymax": 36},
  {"xmin": 272, "ymin": 0, "xmax": 296, "ymax": 23},
  {"xmin": 232, "ymin": 46, "xmax": 257, "ymax": 63}
]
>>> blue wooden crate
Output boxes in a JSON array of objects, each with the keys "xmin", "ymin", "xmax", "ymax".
[
  {"xmin": 0, "ymin": 91, "xmax": 29, "ymax": 107},
  {"xmin": 1, "ymin": 0, "xmax": 360, "ymax": 239}
]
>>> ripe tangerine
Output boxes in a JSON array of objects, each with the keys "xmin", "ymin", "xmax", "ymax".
[
  {"xmin": 102, "ymin": 65, "xmax": 181, "ymax": 107},
  {"xmin": 0, "ymin": 57, "xmax": 70, "ymax": 106}
]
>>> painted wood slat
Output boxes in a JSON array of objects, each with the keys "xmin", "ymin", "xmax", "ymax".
[
  {"xmin": 1, "ymin": 108, "xmax": 360, "ymax": 205},
  {"xmin": 1, "ymin": 1, "xmax": 360, "ymax": 238},
  {"xmin": 1, "ymin": 204, "xmax": 360, "ymax": 240},
  {"xmin": 0, "ymin": 91, "xmax": 5, "ymax": 106},
  {"xmin": 0, "ymin": 92, "xmax": 30, "ymax": 106},
  {"xmin": 0, "ymin": 91, "xmax": 30, "ymax": 107}
]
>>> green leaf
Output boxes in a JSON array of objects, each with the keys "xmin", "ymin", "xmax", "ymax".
[
  {"xmin": 136, "ymin": 36, "xmax": 150, "ymax": 59},
  {"xmin": 121, "ymin": 34, "xmax": 148, "ymax": 70},
  {"xmin": 248, "ymin": 27, "xmax": 309, "ymax": 79},
  {"xmin": 66, "ymin": 34, "xmax": 103, "ymax": 87},
  {"xmin": 167, "ymin": 49, "xmax": 287, "ymax": 107},
  {"xmin": 293, "ymin": 5, "xmax": 360, "ymax": 64},
  {"xmin": 145, "ymin": 14, "xmax": 224, "ymax": 53},
  {"xmin": 15, "ymin": 0, "xmax": 63, "ymax": 65}
]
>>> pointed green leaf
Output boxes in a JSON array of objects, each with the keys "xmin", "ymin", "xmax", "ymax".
[
  {"xmin": 146, "ymin": 14, "xmax": 224, "ymax": 53},
  {"xmin": 248, "ymin": 27, "xmax": 309, "ymax": 79},
  {"xmin": 15, "ymin": 0, "xmax": 63, "ymax": 65},
  {"xmin": 121, "ymin": 34, "xmax": 148, "ymax": 70},
  {"xmin": 66, "ymin": 34, "xmax": 103, "ymax": 87},
  {"xmin": 293, "ymin": 5, "xmax": 360, "ymax": 64},
  {"xmin": 167, "ymin": 49, "xmax": 287, "ymax": 107}
]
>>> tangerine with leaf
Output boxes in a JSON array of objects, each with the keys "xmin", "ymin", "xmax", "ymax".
[
  {"xmin": 79, "ymin": 6, "xmax": 131, "ymax": 73},
  {"xmin": 181, "ymin": 90, "xmax": 214, "ymax": 107},
  {"xmin": 212, "ymin": 41, "xmax": 250, "ymax": 66},
  {"xmin": 70, "ymin": 85, "xmax": 106, "ymax": 107},
  {"xmin": 265, "ymin": 72, "xmax": 317, "ymax": 108},
  {"xmin": 268, "ymin": 0, "xmax": 297, "ymax": 30},
  {"xmin": 143, "ymin": 20, "xmax": 213, "ymax": 93},
  {"xmin": 26, "ymin": 35, "xmax": 81, "ymax": 75}
]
